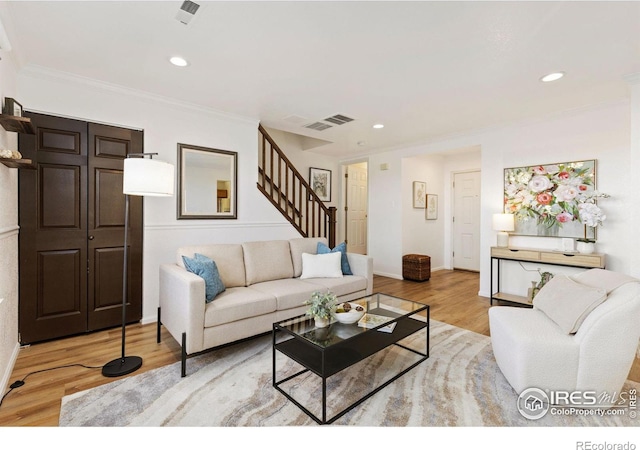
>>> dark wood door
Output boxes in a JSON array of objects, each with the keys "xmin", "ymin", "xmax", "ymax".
[
  {"xmin": 88, "ymin": 123, "xmax": 143, "ymax": 331},
  {"xmin": 18, "ymin": 113, "xmax": 143, "ymax": 344}
]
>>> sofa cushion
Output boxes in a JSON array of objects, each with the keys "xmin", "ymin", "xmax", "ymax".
[
  {"xmin": 317, "ymin": 241, "xmax": 353, "ymax": 275},
  {"xmin": 249, "ymin": 279, "xmax": 320, "ymax": 311},
  {"xmin": 301, "ymin": 275, "xmax": 367, "ymax": 297},
  {"xmin": 533, "ymin": 274, "xmax": 607, "ymax": 334},
  {"xmin": 204, "ymin": 287, "xmax": 277, "ymax": 328},
  {"xmin": 182, "ymin": 253, "xmax": 225, "ymax": 303},
  {"xmin": 289, "ymin": 237, "xmax": 328, "ymax": 277},
  {"xmin": 177, "ymin": 244, "xmax": 245, "ymax": 288},
  {"xmin": 300, "ymin": 252, "xmax": 343, "ymax": 279},
  {"xmin": 242, "ymin": 240, "xmax": 294, "ymax": 285}
]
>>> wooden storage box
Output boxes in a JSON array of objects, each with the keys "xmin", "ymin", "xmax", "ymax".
[{"xmin": 402, "ymin": 254, "xmax": 431, "ymax": 281}]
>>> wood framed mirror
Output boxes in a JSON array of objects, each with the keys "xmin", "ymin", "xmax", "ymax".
[{"xmin": 177, "ymin": 143, "xmax": 237, "ymax": 219}]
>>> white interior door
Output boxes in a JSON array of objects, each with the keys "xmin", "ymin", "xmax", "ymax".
[
  {"xmin": 345, "ymin": 163, "xmax": 368, "ymax": 254},
  {"xmin": 453, "ymin": 170, "xmax": 481, "ymax": 271}
]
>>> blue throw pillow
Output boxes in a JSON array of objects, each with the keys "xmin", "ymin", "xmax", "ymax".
[
  {"xmin": 317, "ymin": 242, "xmax": 352, "ymax": 275},
  {"xmin": 182, "ymin": 253, "xmax": 225, "ymax": 303}
]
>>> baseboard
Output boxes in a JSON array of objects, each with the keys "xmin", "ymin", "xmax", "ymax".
[
  {"xmin": 1, "ymin": 341, "xmax": 20, "ymax": 393},
  {"xmin": 374, "ymin": 271, "xmax": 403, "ymax": 280}
]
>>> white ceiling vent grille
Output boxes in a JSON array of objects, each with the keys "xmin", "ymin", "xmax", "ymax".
[
  {"xmin": 324, "ymin": 114, "xmax": 355, "ymax": 125},
  {"xmin": 304, "ymin": 122, "xmax": 333, "ymax": 131},
  {"xmin": 176, "ymin": 1, "xmax": 200, "ymax": 25}
]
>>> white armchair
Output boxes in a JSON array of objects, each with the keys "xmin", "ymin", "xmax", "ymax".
[{"xmin": 489, "ymin": 269, "xmax": 640, "ymax": 405}]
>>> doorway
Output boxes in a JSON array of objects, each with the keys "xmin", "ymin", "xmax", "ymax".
[
  {"xmin": 344, "ymin": 162, "xmax": 368, "ymax": 254},
  {"xmin": 452, "ymin": 170, "xmax": 481, "ymax": 271}
]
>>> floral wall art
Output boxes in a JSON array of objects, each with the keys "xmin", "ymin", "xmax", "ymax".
[{"xmin": 504, "ymin": 160, "xmax": 609, "ymax": 240}]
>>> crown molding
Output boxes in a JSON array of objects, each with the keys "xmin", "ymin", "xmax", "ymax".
[{"xmin": 19, "ymin": 64, "xmax": 259, "ymax": 126}]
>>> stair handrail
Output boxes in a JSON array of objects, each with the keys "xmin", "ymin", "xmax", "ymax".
[{"xmin": 258, "ymin": 124, "xmax": 336, "ymax": 247}]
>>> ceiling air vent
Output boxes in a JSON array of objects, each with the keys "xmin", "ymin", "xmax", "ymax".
[
  {"xmin": 304, "ymin": 122, "xmax": 333, "ymax": 131},
  {"xmin": 324, "ymin": 114, "xmax": 355, "ymax": 125},
  {"xmin": 176, "ymin": 1, "xmax": 200, "ymax": 25}
]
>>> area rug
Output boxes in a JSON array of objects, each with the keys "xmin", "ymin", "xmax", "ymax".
[{"xmin": 59, "ymin": 320, "xmax": 639, "ymax": 426}]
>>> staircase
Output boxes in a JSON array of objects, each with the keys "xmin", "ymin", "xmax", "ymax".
[{"xmin": 258, "ymin": 124, "xmax": 336, "ymax": 247}]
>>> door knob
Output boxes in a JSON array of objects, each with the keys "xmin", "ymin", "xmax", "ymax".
[{"xmin": 88, "ymin": 235, "xmax": 95, "ymax": 240}]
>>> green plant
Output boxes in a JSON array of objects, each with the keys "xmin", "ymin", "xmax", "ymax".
[
  {"xmin": 303, "ymin": 291, "xmax": 337, "ymax": 320},
  {"xmin": 532, "ymin": 271, "xmax": 554, "ymax": 299}
]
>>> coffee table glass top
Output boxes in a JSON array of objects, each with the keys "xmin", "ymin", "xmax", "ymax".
[{"xmin": 275, "ymin": 293, "xmax": 428, "ymax": 349}]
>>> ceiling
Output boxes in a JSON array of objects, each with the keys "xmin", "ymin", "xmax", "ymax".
[{"xmin": 1, "ymin": 1, "xmax": 639, "ymax": 158}]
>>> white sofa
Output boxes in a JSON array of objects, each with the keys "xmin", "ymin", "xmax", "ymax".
[
  {"xmin": 489, "ymin": 268, "xmax": 640, "ymax": 406},
  {"xmin": 158, "ymin": 237, "xmax": 373, "ymax": 376}
]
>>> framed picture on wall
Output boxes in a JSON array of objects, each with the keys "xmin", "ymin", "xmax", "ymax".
[
  {"xmin": 426, "ymin": 194, "xmax": 438, "ymax": 220},
  {"xmin": 413, "ymin": 181, "xmax": 426, "ymax": 208},
  {"xmin": 504, "ymin": 159, "xmax": 599, "ymax": 239},
  {"xmin": 309, "ymin": 167, "xmax": 332, "ymax": 202}
]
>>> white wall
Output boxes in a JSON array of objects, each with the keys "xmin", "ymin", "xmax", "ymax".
[
  {"xmin": 402, "ymin": 154, "xmax": 446, "ymax": 270},
  {"xmin": 16, "ymin": 67, "xmax": 313, "ymax": 323},
  {"xmin": 364, "ymin": 100, "xmax": 635, "ymax": 299},
  {"xmin": 0, "ymin": 41, "xmax": 20, "ymax": 392}
]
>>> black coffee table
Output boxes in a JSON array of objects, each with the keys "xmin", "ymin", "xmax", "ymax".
[{"xmin": 272, "ymin": 293, "xmax": 429, "ymax": 424}]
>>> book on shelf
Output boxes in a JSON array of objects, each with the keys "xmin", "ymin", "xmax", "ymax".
[{"xmin": 358, "ymin": 313, "xmax": 396, "ymax": 333}]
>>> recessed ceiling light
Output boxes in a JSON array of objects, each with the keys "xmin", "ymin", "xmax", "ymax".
[
  {"xmin": 540, "ymin": 72, "xmax": 565, "ymax": 82},
  {"xmin": 373, "ymin": 124, "xmax": 384, "ymax": 129},
  {"xmin": 170, "ymin": 56, "xmax": 189, "ymax": 67}
]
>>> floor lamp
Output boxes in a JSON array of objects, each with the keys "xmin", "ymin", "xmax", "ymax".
[{"xmin": 102, "ymin": 153, "xmax": 174, "ymax": 377}]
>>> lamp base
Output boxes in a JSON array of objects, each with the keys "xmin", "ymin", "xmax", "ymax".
[
  {"xmin": 102, "ymin": 356, "xmax": 143, "ymax": 377},
  {"xmin": 496, "ymin": 231, "xmax": 509, "ymax": 248}
]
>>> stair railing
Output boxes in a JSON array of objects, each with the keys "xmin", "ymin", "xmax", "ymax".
[{"xmin": 257, "ymin": 124, "xmax": 336, "ymax": 248}]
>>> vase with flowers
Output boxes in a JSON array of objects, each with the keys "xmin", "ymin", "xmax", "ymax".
[
  {"xmin": 303, "ymin": 291, "xmax": 337, "ymax": 328},
  {"xmin": 575, "ymin": 190, "xmax": 610, "ymax": 254}
]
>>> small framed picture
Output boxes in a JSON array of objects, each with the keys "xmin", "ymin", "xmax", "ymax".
[
  {"xmin": 3, "ymin": 97, "xmax": 23, "ymax": 117},
  {"xmin": 309, "ymin": 167, "xmax": 332, "ymax": 202},
  {"xmin": 426, "ymin": 194, "xmax": 438, "ymax": 220},
  {"xmin": 413, "ymin": 181, "xmax": 426, "ymax": 208}
]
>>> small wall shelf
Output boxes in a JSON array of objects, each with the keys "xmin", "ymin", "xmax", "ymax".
[
  {"xmin": 490, "ymin": 246, "xmax": 606, "ymax": 307},
  {"xmin": 0, "ymin": 114, "xmax": 35, "ymax": 134},
  {"xmin": 0, "ymin": 157, "xmax": 35, "ymax": 169}
]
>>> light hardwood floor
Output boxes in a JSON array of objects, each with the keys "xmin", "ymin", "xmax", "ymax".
[{"xmin": 1, "ymin": 269, "xmax": 637, "ymax": 426}]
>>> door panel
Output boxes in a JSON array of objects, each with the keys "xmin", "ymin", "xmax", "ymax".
[
  {"xmin": 87, "ymin": 123, "xmax": 143, "ymax": 331},
  {"xmin": 19, "ymin": 113, "xmax": 88, "ymax": 343},
  {"xmin": 38, "ymin": 249, "xmax": 82, "ymax": 316},
  {"xmin": 345, "ymin": 163, "xmax": 368, "ymax": 254},
  {"xmin": 453, "ymin": 171, "xmax": 481, "ymax": 271}
]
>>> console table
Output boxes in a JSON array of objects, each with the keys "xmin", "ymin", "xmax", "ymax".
[{"xmin": 490, "ymin": 246, "xmax": 606, "ymax": 307}]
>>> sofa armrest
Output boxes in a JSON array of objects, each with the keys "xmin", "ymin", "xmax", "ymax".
[
  {"xmin": 347, "ymin": 253, "xmax": 373, "ymax": 295},
  {"xmin": 159, "ymin": 263, "xmax": 207, "ymax": 355}
]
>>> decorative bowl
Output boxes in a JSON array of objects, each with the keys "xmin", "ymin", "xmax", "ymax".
[{"xmin": 333, "ymin": 302, "xmax": 365, "ymax": 324}]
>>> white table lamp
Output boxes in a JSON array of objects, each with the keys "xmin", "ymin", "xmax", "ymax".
[{"xmin": 493, "ymin": 213, "xmax": 515, "ymax": 248}]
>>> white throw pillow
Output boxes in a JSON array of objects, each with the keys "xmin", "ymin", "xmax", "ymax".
[
  {"xmin": 300, "ymin": 252, "xmax": 343, "ymax": 279},
  {"xmin": 533, "ymin": 274, "xmax": 607, "ymax": 334}
]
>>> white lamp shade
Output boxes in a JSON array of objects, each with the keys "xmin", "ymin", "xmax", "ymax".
[
  {"xmin": 123, "ymin": 158, "xmax": 174, "ymax": 197},
  {"xmin": 492, "ymin": 213, "xmax": 515, "ymax": 232}
]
